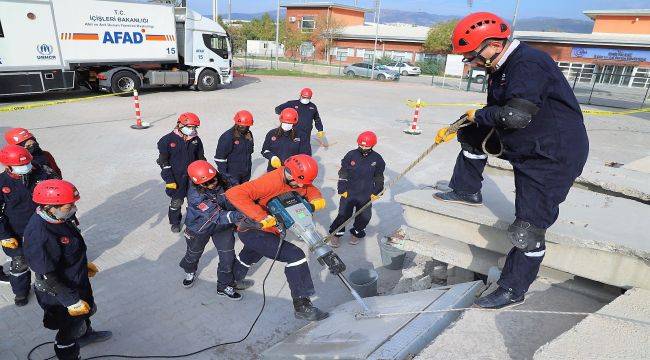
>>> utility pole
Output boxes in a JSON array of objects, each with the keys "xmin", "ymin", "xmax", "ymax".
[
  {"xmin": 212, "ymin": 0, "xmax": 218, "ymax": 21},
  {"xmin": 274, "ymin": 0, "xmax": 280, "ymax": 69},
  {"xmin": 512, "ymin": 0, "xmax": 521, "ymax": 32},
  {"xmin": 228, "ymin": 0, "xmax": 232, "ymax": 24},
  {"xmin": 370, "ymin": 0, "xmax": 381, "ymax": 80}
]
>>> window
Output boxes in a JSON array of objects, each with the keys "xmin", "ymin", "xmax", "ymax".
[
  {"xmin": 301, "ymin": 16, "xmax": 315, "ymax": 32},
  {"xmin": 557, "ymin": 62, "xmax": 595, "ymax": 83},
  {"xmin": 202, "ymin": 34, "xmax": 229, "ymax": 59},
  {"xmin": 631, "ymin": 68, "xmax": 650, "ymax": 88}
]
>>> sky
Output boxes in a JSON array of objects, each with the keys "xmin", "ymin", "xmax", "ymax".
[{"xmin": 185, "ymin": 0, "xmax": 650, "ymax": 20}]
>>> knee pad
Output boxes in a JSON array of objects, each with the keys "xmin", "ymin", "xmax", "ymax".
[
  {"xmin": 508, "ymin": 219, "xmax": 546, "ymax": 252},
  {"xmin": 10, "ymin": 256, "xmax": 28, "ymax": 275},
  {"xmin": 170, "ymin": 198, "xmax": 184, "ymax": 210}
]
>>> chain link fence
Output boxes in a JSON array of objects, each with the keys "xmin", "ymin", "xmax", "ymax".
[{"xmin": 567, "ymin": 69, "xmax": 650, "ymax": 109}]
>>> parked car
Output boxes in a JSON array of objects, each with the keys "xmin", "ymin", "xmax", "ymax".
[
  {"xmin": 343, "ymin": 63, "xmax": 400, "ymax": 81},
  {"xmin": 467, "ymin": 68, "xmax": 487, "ymax": 84},
  {"xmin": 385, "ymin": 61, "xmax": 421, "ymax": 76}
]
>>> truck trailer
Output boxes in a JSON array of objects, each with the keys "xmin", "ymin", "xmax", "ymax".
[{"xmin": 0, "ymin": 0, "xmax": 233, "ymax": 96}]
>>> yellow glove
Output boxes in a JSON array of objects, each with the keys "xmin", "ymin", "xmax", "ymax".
[
  {"xmin": 165, "ymin": 182, "xmax": 177, "ymax": 190},
  {"xmin": 259, "ymin": 215, "xmax": 277, "ymax": 229},
  {"xmin": 270, "ymin": 156, "xmax": 282, "ymax": 169},
  {"xmin": 67, "ymin": 300, "xmax": 91, "ymax": 316},
  {"xmin": 340, "ymin": 192, "xmax": 348, "ymax": 198},
  {"xmin": 370, "ymin": 194, "xmax": 380, "ymax": 202},
  {"xmin": 435, "ymin": 127, "xmax": 457, "ymax": 144},
  {"xmin": 316, "ymin": 131, "xmax": 325, "ymax": 139},
  {"xmin": 310, "ymin": 198, "xmax": 326, "ymax": 211},
  {"xmin": 465, "ymin": 109, "xmax": 477, "ymax": 122},
  {"xmin": 1, "ymin": 238, "xmax": 19, "ymax": 249},
  {"xmin": 87, "ymin": 262, "xmax": 99, "ymax": 278}
]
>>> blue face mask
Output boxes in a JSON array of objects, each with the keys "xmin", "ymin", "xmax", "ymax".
[
  {"xmin": 11, "ymin": 163, "xmax": 33, "ymax": 175},
  {"xmin": 181, "ymin": 126, "xmax": 197, "ymax": 136}
]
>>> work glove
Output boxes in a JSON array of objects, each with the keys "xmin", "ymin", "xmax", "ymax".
[
  {"xmin": 259, "ymin": 215, "xmax": 277, "ymax": 229},
  {"xmin": 310, "ymin": 198, "xmax": 326, "ymax": 212},
  {"xmin": 370, "ymin": 194, "xmax": 380, "ymax": 202},
  {"xmin": 316, "ymin": 131, "xmax": 325, "ymax": 139},
  {"xmin": 270, "ymin": 156, "xmax": 282, "ymax": 169},
  {"xmin": 465, "ymin": 109, "xmax": 477, "ymax": 122},
  {"xmin": 87, "ymin": 262, "xmax": 99, "ymax": 278},
  {"xmin": 165, "ymin": 182, "xmax": 177, "ymax": 197},
  {"xmin": 1, "ymin": 238, "xmax": 19, "ymax": 249},
  {"xmin": 434, "ymin": 127, "xmax": 457, "ymax": 144},
  {"xmin": 339, "ymin": 192, "xmax": 348, "ymax": 199},
  {"xmin": 67, "ymin": 300, "xmax": 91, "ymax": 316}
]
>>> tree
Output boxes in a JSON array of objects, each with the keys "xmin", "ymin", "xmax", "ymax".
[
  {"xmin": 241, "ymin": 13, "xmax": 280, "ymax": 41},
  {"xmin": 312, "ymin": 14, "xmax": 344, "ymax": 63},
  {"xmin": 283, "ymin": 25, "xmax": 309, "ymax": 59},
  {"xmin": 424, "ymin": 20, "xmax": 459, "ymax": 54}
]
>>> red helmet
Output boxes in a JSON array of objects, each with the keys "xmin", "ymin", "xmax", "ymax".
[
  {"xmin": 452, "ymin": 12, "xmax": 511, "ymax": 54},
  {"xmin": 233, "ymin": 110, "xmax": 254, "ymax": 126},
  {"xmin": 178, "ymin": 112, "xmax": 201, "ymax": 126},
  {"xmin": 4, "ymin": 128, "xmax": 34, "ymax": 145},
  {"xmin": 0, "ymin": 144, "xmax": 33, "ymax": 166},
  {"xmin": 357, "ymin": 131, "xmax": 377, "ymax": 147},
  {"xmin": 300, "ymin": 87, "xmax": 313, "ymax": 99},
  {"xmin": 279, "ymin": 108, "xmax": 299, "ymax": 124},
  {"xmin": 33, "ymin": 179, "xmax": 80, "ymax": 205},
  {"xmin": 187, "ymin": 160, "xmax": 218, "ymax": 185},
  {"xmin": 284, "ymin": 154, "xmax": 318, "ymax": 186}
]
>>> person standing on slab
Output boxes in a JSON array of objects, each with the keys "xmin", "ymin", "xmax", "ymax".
[
  {"xmin": 261, "ymin": 108, "xmax": 311, "ymax": 172},
  {"xmin": 275, "ymin": 87, "xmax": 324, "ymax": 140},
  {"xmin": 433, "ymin": 12, "xmax": 588, "ymax": 309},
  {"xmin": 214, "ymin": 110, "xmax": 255, "ymax": 187}
]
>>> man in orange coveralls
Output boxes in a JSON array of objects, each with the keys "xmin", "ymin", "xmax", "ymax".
[{"xmin": 225, "ymin": 154, "xmax": 329, "ymax": 321}]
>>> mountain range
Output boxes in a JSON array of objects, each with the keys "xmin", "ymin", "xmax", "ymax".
[{"xmin": 228, "ymin": 9, "xmax": 594, "ymax": 33}]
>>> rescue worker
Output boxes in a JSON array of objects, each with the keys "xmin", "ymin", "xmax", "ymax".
[
  {"xmin": 328, "ymin": 131, "xmax": 385, "ymax": 247},
  {"xmin": 0, "ymin": 144, "xmax": 56, "ymax": 306},
  {"xmin": 179, "ymin": 160, "xmax": 246, "ymax": 300},
  {"xmin": 214, "ymin": 110, "xmax": 255, "ymax": 186},
  {"xmin": 23, "ymin": 179, "xmax": 111, "ymax": 360},
  {"xmin": 157, "ymin": 112, "xmax": 206, "ymax": 233},
  {"xmin": 434, "ymin": 12, "xmax": 589, "ymax": 309},
  {"xmin": 4, "ymin": 127, "xmax": 62, "ymax": 177},
  {"xmin": 261, "ymin": 108, "xmax": 311, "ymax": 172},
  {"xmin": 225, "ymin": 154, "xmax": 330, "ymax": 321},
  {"xmin": 275, "ymin": 87, "xmax": 324, "ymax": 139}
]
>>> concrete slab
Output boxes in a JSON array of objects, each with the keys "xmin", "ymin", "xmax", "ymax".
[
  {"xmin": 262, "ymin": 282, "xmax": 482, "ymax": 360},
  {"xmin": 395, "ymin": 175, "xmax": 650, "ymax": 289},
  {"xmin": 487, "ymin": 157, "xmax": 650, "ymax": 203},
  {"xmin": 534, "ymin": 288, "xmax": 650, "ymax": 360}
]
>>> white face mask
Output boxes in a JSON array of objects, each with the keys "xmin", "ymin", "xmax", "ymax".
[
  {"xmin": 53, "ymin": 205, "xmax": 77, "ymax": 221},
  {"xmin": 181, "ymin": 126, "xmax": 197, "ymax": 136},
  {"xmin": 281, "ymin": 123, "xmax": 293, "ymax": 131},
  {"xmin": 300, "ymin": 98, "xmax": 310, "ymax": 105},
  {"xmin": 11, "ymin": 163, "xmax": 33, "ymax": 175}
]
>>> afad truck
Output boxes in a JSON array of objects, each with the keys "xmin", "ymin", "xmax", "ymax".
[{"xmin": 0, "ymin": 0, "xmax": 233, "ymax": 96}]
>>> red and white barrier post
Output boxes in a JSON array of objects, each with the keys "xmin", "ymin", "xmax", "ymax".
[
  {"xmin": 130, "ymin": 89, "xmax": 150, "ymax": 130},
  {"xmin": 404, "ymin": 98, "xmax": 422, "ymax": 135}
]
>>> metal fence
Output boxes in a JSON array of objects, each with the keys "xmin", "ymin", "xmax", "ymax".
[{"xmin": 567, "ymin": 70, "xmax": 650, "ymax": 109}]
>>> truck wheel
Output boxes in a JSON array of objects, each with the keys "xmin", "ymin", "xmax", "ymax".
[
  {"xmin": 111, "ymin": 71, "xmax": 140, "ymax": 94},
  {"xmin": 197, "ymin": 69, "xmax": 219, "ymax": 91}
]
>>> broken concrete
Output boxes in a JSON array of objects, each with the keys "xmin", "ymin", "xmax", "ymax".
[
  {"xmin": 534, "ymin": 288, "xmax": 650, "ymax": 360},
  {"xmin": 487, "ymin": 156, "xmax": 650, "ymax": 202},
  {"xmin": 395, "ymin": 175, "xmax": 650, "ymax": 289},
  {"xmin": 262, "ymin": 281, "xmax": 482, "ymax": 360}
]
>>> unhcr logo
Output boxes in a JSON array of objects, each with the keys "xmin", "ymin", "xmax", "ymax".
[{"xmin": 36, "ymin": 44, "xmax": 56, "ymax": 60}]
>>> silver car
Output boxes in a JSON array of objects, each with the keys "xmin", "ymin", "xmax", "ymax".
[
  {"xmin": 384, "ymin": 61, "xmax": 421, "ymax": 76},
  {"xmin": 343, "ymin": 63, "xmax": 400, "ymax": 81}
]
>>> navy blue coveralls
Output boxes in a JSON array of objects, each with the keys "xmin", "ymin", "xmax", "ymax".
[
  {"xmin": 0, "ymin": 165, "xmax": 54, "ymax": 298},
  {"xmin": 214, "ymin": 126, "xmax": 254, "ymax": 186},
  {"xmin": 329, "ymin": 149, "xmax": 385, "ymax": 235},
  {"xmin": 157, "ymin": 131, "xmax": 206, "ymax": 226},
  {"xmin": 448, "ymin": 42, "xmax": 589, "ymax": 296},
  {"xmin": 180, "ymin": 184, "xmax": 243, "ymax": 290},
  {"xmin": 275, "ymin": 100, "xmax": 323, "ymax": 136},
  {"xmin": 23, "ymin": 210, "xmax": 95, "ymax": 359},
  {"xmin": 261, "ymin": 129, "xmax": 311, "ymax": 172}
]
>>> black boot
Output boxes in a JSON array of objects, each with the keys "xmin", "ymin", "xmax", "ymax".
[
  {"xmin": 433, "ymin": 190, "xmax": 483, "ymax": 206},
  {"xmin": 474, "ymin": 287, "xmax": 524, "ymax": 309},
  {"xmin": 0, "ymin": 266, "xmax": 9, "ymax": 284},
  {"xmin": 217, "ymin": 286, "xmax": 242, "ymax": 301},
  {"xmin": 293, "ymin": 297, "xmax": 329, "ymax": 321},
  {"xmin": 182, "ymin": 272, "xmax": 195, "ymax": 288},
  {"xmin": 78, "ymin": 327, "xmax": 113, "ymax": 348},
  {"xmin": 14, "ymin": 293, "xmax": 29, "ymax": 307},
  {"xmin": 349, "ymin": 228, "xmax": 366, "ymax": 238},
  {"xmin": 171, "ymin": 224, "xmax": 182, "ymax": 233}
]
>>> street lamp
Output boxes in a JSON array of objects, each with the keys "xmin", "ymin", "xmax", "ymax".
[{"xmin": 370, "ymin": 0, "xmax": 381, "ymax": 80}]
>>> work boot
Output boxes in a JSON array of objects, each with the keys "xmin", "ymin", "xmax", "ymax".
[
  {"xmin": 433, "ymin": 190, "xmax": 483, "ymax": 206},
  {"xmin": 217, "ymin": 286, "xmax": 242, "ymax": 301},
  {"xmin": 235, "ymin": 279, "xmax": 255, "ymax": 290},
  {"xmin": 474, "ymin": 287, "xmax": 524, "ymax": 309},
  {"xmin": 349, "ymin": 228, "xmax": 366, "ymax": 239},
  {"xmin": 182, "ymin": 272, "xmax": 195, "ymax": 288},
  {"xmin": 0, "ymin": 266, "xmax": 9, "ymax": 284},
  {"xmin": 293, "ymin": 297, "xmax": 329, "ymax": 321},
  {"xmin": 78, "ymin": 328, "xmax": 113, "ymax": 348},
  {"xmin": 14, "ymin": 294, "xmax": 29, "ymax": 307},
  {"xmin": 171, "ymin": 224, "xmax": 182, "ymax": 233}
]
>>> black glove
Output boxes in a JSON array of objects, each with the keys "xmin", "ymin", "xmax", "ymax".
[{"xmin": 318, "ymin": 251, "xmax": 346, "ymax": 275}]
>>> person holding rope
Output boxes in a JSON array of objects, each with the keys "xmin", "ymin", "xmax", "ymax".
[{"xmin": 434, "ymin": 12, "xmax": 589, "ymax": 309}]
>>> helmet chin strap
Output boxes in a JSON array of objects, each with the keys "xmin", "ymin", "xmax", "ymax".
[{"xmin": 475, "ymin": 39, "xmax": 507, "ymax": 72}]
